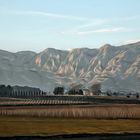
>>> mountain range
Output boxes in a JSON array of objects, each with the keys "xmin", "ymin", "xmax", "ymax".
[{"xmin": 0, "ymin": 42, "xmax": 140, "ymax": 93}]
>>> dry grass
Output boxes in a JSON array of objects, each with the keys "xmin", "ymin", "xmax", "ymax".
[
  {"xmin": 0, "ymin": 104, "xmax": 140, "ymax": 119},
  {"xmin": 0, "ymin": 116, "xmax": 140, "ymax": 136}
]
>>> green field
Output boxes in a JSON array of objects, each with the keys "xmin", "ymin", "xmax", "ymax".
[{"xmin": 0, "ymin": 116, "xmax": 140, "ymax": 136}]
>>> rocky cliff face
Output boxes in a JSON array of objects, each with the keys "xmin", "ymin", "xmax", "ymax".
[{"xmin": 0, "ymin": 42, "xmax": 140, "ymax": 93}]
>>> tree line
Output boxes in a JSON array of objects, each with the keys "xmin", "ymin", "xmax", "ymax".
[
  {"xmin": 53, "ymin": 87, "xmax": 84, "ymax": 95},
  {"xmin": 0, "ymin": 85, "xmax": 43, "ymax": 97}
]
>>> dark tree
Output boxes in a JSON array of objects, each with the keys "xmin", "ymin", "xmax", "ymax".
[
  {"xmin": 0, "ymin": 85, "xmax": 13, "ymax": 97},
  {"xmin": 7, "ymin": 85, "xmax": 13, "ymax": 96},
  {"xmin": 0, "ymin": 85, "xmax": 6, "ymax": 96},
  {"xmin": 127, "ymin": 95, "xmax": 130, "ymax": 98},
  {"xmin": 67, "ymin": 89, "xmax": 75, "ymax": 95},
  {"xmin": 7, "ymin": 85, "xmax": 12, "ymax": 89},
  {"xmin": 67, "ymin": 88, "xmax": 83, "ymax": 95},
  {"xmin": 106, "ymin": 90, "xmax": 112, "ymax": 96},
  {"xmin": 78, "ymin": 89, "xmax": 83, "ymax": 95},
  {"xmin": 53, "ymin": 87, "xmax": 64, "ymax": 95},
  {"xmin": 136, "ymin": 94, "xmax": 139, "ymax": 98}
]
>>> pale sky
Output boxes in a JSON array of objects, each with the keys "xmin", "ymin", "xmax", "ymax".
[{"xmin": 0, "ymin": 0, "xmax": 140, "ymax": 52}]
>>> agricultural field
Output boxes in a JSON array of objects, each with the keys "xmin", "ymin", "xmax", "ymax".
[
  {"xmin": 0, "ymin": 116, "xmax": 140, "ymax": 137},
  {"xmin": 0, "ymin": 95, "xmax": 140, "ymax": 106},
  {"xmin": 0, "ymin": 104, "xmax": 140, "ymax": 119},
  {"xmin": 0, "ymin": 96, "xmax": 140, "ymax": 119},
  {"xmin": 0, "ymin": 96, "xmax": 140, "ymax": 139}
]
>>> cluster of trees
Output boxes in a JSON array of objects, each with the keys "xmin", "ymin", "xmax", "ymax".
[
  {"xmin": 104, "ymin": 90, "xmax": 139, "ymax": 98},
  {"xmin": 53, "ymin": 84, "xmax": 140, "ymax": 98},
  {"xmin": 53, "ymin": 87, "xmax": 83, "ymax": 95},
  {"xmin": 0, "ymin": 85, "xmax": 13, "ymax": 96},
  {"xmin": 53, "ymin": 83, "xmax": 101, "ymax": 96},
  {"xmin": 53, "ymin": 87, "xmax": 64, "ymax": 95},
  {"xmin": 67, "ymin": 89, "xmax": 83, "ymax": 95},
  {"xmin": 0, "ymin": 84, "xmax": 44, "ymax": 97}
]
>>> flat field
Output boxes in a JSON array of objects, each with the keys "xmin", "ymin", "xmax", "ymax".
[
  {"xmin": 0, "ymin": 96, "xmax": 140, "ymax": 138},
  {"xmin": 0, "ymin": 116, "xmax": 140, "ymax": 136}
]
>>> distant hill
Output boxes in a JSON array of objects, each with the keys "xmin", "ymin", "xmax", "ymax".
[{"xmin": 0, "ymin": 42, "xmax": 140, "ymax": 93}]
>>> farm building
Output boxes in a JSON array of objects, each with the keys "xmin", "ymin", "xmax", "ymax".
[{"xmin": 83, "ymin": 89, "xmax": 93, "ymax": 96}]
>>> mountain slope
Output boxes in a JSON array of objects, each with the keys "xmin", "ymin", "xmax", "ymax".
[{"xmin": 0, "ymin": 42, "xmax": 140, "ymax": 93}]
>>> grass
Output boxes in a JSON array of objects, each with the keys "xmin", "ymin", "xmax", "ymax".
[
  {"xmin": 0, "ymin": 104, "xmax": 140, "ymax": 119},
  {"xmin": 0, "ymin": 116, "xmax": 140, "ymax": 136}
]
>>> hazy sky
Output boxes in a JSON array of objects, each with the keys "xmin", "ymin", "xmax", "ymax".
[{"xmin": 0, "ymin": 0, "xmax": 140, "ymax": 52}]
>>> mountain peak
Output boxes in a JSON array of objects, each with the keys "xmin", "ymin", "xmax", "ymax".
[{"xmin": 101, "ymin": 44, "xmax": 113, "ymax": 48}]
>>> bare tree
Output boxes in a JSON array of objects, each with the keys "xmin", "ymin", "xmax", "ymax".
[{"xmin": 89, "ymin": 83, "xmax": 101, "ymax": 95}]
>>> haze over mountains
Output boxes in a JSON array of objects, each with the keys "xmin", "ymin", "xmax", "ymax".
[{"xmin": 0, "ymin": 42, "xmax": 140, "ymax": 93}]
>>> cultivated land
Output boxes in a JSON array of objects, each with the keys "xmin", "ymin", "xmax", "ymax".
[
  {"xmin": 0, "ymin": 95, "xmax": 140, "ymax": 105},
  {"xmin": 0, "ymin": 104, "xmax": 140, "ymax": 119},
  {"xmin": 0, "ymin": 96, "xmax": 140, "ymax": 139},
  {"xmin": 0, "ymin": 116, "xmax": 140, "ymax": 137}
]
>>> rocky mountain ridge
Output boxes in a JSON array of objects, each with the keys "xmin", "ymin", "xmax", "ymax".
[{"xmin": 0, "ymin": 42, "xmax": 140, "ymax": 93}]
